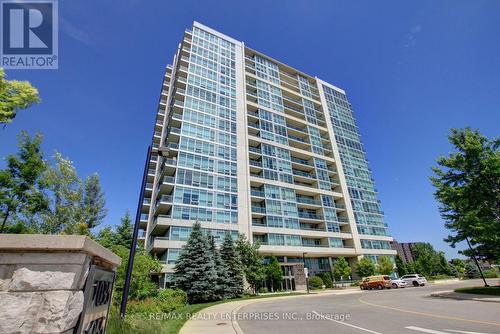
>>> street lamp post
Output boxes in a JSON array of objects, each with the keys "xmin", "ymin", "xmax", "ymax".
[{"xmin": 302, "ymin": 252, "xmax": 309, "ymax": 294}]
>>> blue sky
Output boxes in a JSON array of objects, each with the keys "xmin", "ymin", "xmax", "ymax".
[{"xmin": 1, "ymin": 0, "xmax": 499, "ymax": 258}]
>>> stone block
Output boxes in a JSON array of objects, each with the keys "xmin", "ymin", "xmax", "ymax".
[
  {"xmin": 9, "ymin": 267, "xmax": 77, "ymax": 292},
  {"xmin": 32, "ymin": 291, "xmax": 84, "ymax": 334},
  {"xmin": 0, "ymin": 292, "xmax": 42, "ymax": 333}
]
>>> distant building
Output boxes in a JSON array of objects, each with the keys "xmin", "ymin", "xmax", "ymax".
[{"xmin": 391, "ymin": 241, "xmax": 423, "ymax": 263}]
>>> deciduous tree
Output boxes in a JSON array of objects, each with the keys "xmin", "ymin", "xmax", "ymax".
[
  {"xmin": 0, "ymin": 68, "xmax": 40, "ymax": 126},
  {"xmin": 355, "ymin": 257, "xmax": 376, "ymax": 278},
  {"xmin": 376, "ymin": 256, "xmax": 394, "ymax": 275},
  {"xmin": 431, "ymin": 127, "xmax": 500, "ymax": 261},
  {"xmin": 235, "ymin": 234, "xmax": 266, "ymax": 294},
  {"xmin": 333, "ymin": 256, "xmax": 351, "ymax": 280}
]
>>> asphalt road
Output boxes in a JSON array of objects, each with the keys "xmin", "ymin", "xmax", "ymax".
[{"xmin": 236, "ymin": 279, "xmax": 500, "ymax": 334}]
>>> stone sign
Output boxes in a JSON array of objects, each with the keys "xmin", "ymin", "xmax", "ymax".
[
  {"xmin": 0, "ymin": 235, "xmax": 121, "ymax": 334},
  {"xmin": 76, "ymin": 265, "xmax": 116, "ymax": 334}
]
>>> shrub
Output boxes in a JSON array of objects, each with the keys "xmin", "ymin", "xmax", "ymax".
[
  {"xmin": 258, "ymin": 287, "xmax": 268, "ymax": 293},
  {"xmin": 317, "ymin": 272, "xmax": 333, "ymax": 288},
  {"xmin": 308, "ymin": 276, "xmax": 324, "ymax": 290},
  {"xmin": 126, "ymin": 289, "xmax": 188, "ymax": 317},
  {"xmin": 483, "ymin": 269, "xmax": 499, "ymax": 278},
  {"xmin": 156, "ymin": 289, "xmax": 188, "ymax": 312},
  {"xmin": 429, "ymin": 274, "xmax": 456, "ymax": 281},
  {"xmin": 350, "ymin": 280, "xmax": 361, "ymax": 286}
]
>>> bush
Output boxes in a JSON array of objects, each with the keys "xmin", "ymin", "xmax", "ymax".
[
  {"xmin": 350, "ymin": 280, "xmax": 361, "ymax": 286},
  {"xmin": 126, "ymin": 289, "xmax": 188, "ymax": 317},
  {"xmin": 429, "ymin": 274, "xmax": 456, "ymax": 281},
  {"xmin": 258, "ymin": 287, "xmax": 268, "ymax": 293},
  {"xmin": 156, "ymin": 289, "xmax": 188, "ymax": 312},
  {"xmin": 483, "ymin": 269, "xmax": 499, "ymax": 278},
  {"xmin": 308, "ymin": 276, "xmax": 324, "ymax": 290},
  {"xmin": 317, "ymin": 272, "xmax": 333, "ymax": 288}
]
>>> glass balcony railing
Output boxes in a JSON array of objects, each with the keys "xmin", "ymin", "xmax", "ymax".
[
  {"xmin": 251, "ymin": 206, "xmax": 266, "ymax": 213},
  {"xmin": 140, "ymin": 214, "xmax": 148, "ymax": 221},
  {"xmin": 296, "ymin": 197, "xmax": 321, "ymax": 206},
  {"xmin": 250, "ymin": 189, "xmax": 265, "ymax": 197},
  {"xmin": 298, "ymin": 212, "xmax": 323, "ymax": 220},
  {"xmin": 249, "ymin": 146, "xmax": 261, "ymax": 154}
]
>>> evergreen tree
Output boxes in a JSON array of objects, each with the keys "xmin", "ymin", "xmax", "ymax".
[
  {"xmin": 265, "ymin": 256, "xmax": 283, "ymax": 292},
  {"xmin": 395, "ymin": 255, "xmax": 408, "ymax": 277},
  {"xmin": 235, "ymin": 234, "xmax": 266, "ymax": 294},
  {"xmin": 174, "ymin": 222, "xmax": 218, "ymax": 303},
  {"xmin": 376, "ymin": 256, "xmax": 395, "ymax": 275},
  {"xmin": 465, "ymin": 262, "xmax": 480, "ymax": 279},
  {"xmin": 96, "ymin": 226, "xmax": 115, "ymax": 249},
  {"xmin": 81, "ymin": 173, "xmax": 107, "ymax": 230},
  {"xmin": 0, "ymin": 132, "xmax": 48, "ymax": 233},
  {"xmin": 333, "ymin": 256, "xmax": 351, "ymax": 280},
  {"xmin": 355, "ymin": 257, "xmax": 376, "ymax": 278},
  {"xmin": 208, "ymin": 234, "xmax": 230, "ymax": 299},
  {"xmin": 220, "ymin": 233, "xmax": 244, "ymax": 298},
  {"xmin": 114, "ymin": 210, "xmax": 133, "ymax": 248}
]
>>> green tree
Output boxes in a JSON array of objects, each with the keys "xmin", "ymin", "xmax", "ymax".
[
  {"xmin": 333, "ymin": 256, "xmax": 351, "ymax": 280},
  {"xmin": 113, "ymin": 245, "xmax": 161, "ymax": 301},
  {"xmin": 0, "ymin": 132, "xmax": 48, "ymax": 232},
  {"xmin": 173, "ymin": 222, "xmax": 218, "ymax": 303},
  {"xmin": 412, "ymin": 243, "xmax": 437, "ymax": 276},
  {"xmin": 42, "ymin": 152, "xmax": 83, "ymax": 234},
  {"xmin": 0, "ymin": 68, "xmax": 40, "ymax": 126},
  {"xmin": 235, "ymin": 234, "xmax": 266, "ymax": 294},
  {"xmin": 464, "ymin": 262, "xmax": 480, "ymax": 279},
  {"xmin": 265, "ymin": 256, "xmax": 283, "ymax": 292},
  {"xmin": 96, "ymin": 225, "xmax": 115, "ymax": 249},
  {"xmin": 114, "ymin": 211, "xmax": 133, "ymax": 248},
  {"xmin": 376, "ymin": 256, "xmax": 394, "ymax": 275},
  {"xmin": 436, "ymin": 252, "xmax": 453, "ymax": 276},
  {"xmin": 208, "ymin": 234, "xmax": 229, "ymax": 299},
  {"xmin": 395, "ymin": 255, "xmax": 408, "ymax": 277},
  {"xmin": 355, "ymin": 257, "xmax": 376, "ymax": 278},
  {"xmin": 81, "ymin": 173, "xmax": 107, "ymax": 231},
  {"xmin": 431, "ymin": 128, "xmax": 500, "ymax": 261},
  {"xmin": 317, "ymin": 272, "xmax": 333, "ymax": 288},
  {"xmin": 220, "ymin": 233, "xmax": 244, "ymax": 298}
]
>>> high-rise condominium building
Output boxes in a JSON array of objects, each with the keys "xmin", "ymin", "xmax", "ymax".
[{"xmin": 140, "ymin": 22, "xmax": 396, "ymax": 289}]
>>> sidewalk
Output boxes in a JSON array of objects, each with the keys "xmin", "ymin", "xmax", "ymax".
[
  {"xmin": 430, "ymin": 290, "xmax": 500, "ymax": 303},
  {"xmin": 179, "ymin": 289, "xmax": 362, "ymax": 334}
]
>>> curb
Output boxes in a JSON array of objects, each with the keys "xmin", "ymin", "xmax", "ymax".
[{"xmin": 430, "ymin": 290, "xmax": 500, "ymax": 303}]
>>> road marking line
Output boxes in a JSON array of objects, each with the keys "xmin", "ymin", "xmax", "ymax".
[
  {"xmin": 311, "ymin": 310, "xmax": 384, "ymax": 334},
  {"xmin": 444, "ymin": 330, "xmax": 494, "ymax": 334},
  {"xmin": 358, "ymin": 297, "xmax": 500, "ymax": 327},
  {"xmin": 405, "ymin": 326, "xmax": 450, "ymax": 334}
]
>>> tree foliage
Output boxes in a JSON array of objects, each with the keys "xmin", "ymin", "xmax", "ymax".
[
  {"xmin": 395, "ymin": 255, "xmax": 408, "ymax": 277},
  {"xmin": 0, "ymin": 131, "xmax": 48, "ymax": 233},
  {"xmin": 333, "ymin": 256, "xmax": 351, "ymax": 280},
  {"xmin": 265, "ymin": 256, "xmax": 283, "ymax": 292},
  {"xmin": 81, "ymin": 174, "xmax": 107, "ymax": 230},
  {"xmin": 235, "ymin": 234, "xmax": 266, "ymax": 294},
  {"xmin": 173, "ymin": 222, "xmax": 219, "ymax": 303},
  {"xmin": 355, "ymin": 257, "xmax": 376, "ymax": 278},
  {"xmin": 220, "ymin": 233, "xmax": 244, "ymax": 298},
  {"xmin": 376, "ymin": 256, "xmax": 394, "ymax": 275},
  {"xmin": 431, "ymin": 127, "xmax": 500, "ymax": 261},
  {"xmin": 0, "ymin": 68, "xmax": 40, "ymax": 126}
]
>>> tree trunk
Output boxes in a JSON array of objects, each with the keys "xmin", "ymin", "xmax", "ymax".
[{"xmin": 1, "ymin": 210, "xmax": 10, "ymax": 233}]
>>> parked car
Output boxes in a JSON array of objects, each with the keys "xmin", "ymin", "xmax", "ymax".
[
  {"xmin": 360, "ymin": 275, "xmax": 392, "ymax": 290},
  {"xmin": 400, "ymin": 274, "xmax": 427, "ymax": 287},
  {"xmin": 390, "ymin": 278, "xmax": 407, "ymax": 288}
]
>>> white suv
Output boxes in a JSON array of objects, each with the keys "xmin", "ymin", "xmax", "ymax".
[{"xmin": 400, "ymin": 274, "xmax": 427, "ymax": 287}]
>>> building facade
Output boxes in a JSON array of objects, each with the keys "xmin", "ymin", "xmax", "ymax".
[
  {"xmin": 140, "ymin": 22, "xmax": 396, "ymax": 288},
  {"xmin": 390, "ymin": 241, "xmax": 423, "ymax": 263}
]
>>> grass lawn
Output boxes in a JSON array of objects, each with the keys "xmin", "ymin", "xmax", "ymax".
[
  {"xmin": 108, "ymin": 292, "xmax": 306, "ymax": 334},
  {"xmin": 454, "ymin": 286, "xmax": 500, "ymax": 296}
]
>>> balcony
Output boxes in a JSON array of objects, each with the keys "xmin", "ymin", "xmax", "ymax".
[
  {"xmin": 155, "ymin": 195, "xmax": 173, "ymax": 214},
  {"xmin": 251, "ymin": 206, "xmax": 266, "ymax": 215},
  {"xmin": 298, "ymin": 212, "xmax": 323, "ymax": 221},
  {"xmin": 296, "ymin": 196, "xmax": 321, "ymax": 206}
]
